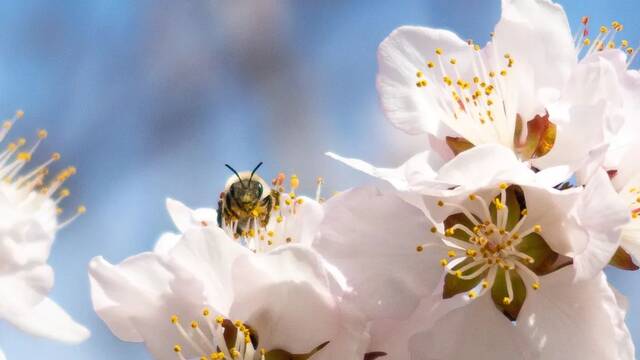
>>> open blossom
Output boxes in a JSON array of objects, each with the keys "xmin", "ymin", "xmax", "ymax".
[
  {"xmin": 0, "ymin": 111, "xmax": 89, "ymax": 354},
  {"xmin": 314, "ymin": 145, "xmax": 632, "ymax": 359},
  {"xmin": 89, "ymin": 226, "xmax": 369, "ymax": 360},
  {"xmin": 158, "ymin": 173, "xmax": 324, "ymax": 255},
  {"xmin": 373, "ymin": 0, "xmax": 636, "ymax": 173}
]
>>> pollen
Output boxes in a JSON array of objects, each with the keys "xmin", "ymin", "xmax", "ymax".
[
  {"xmin": 416, "ymin": 245, "xmax": 424, "ymax": 252},
  {"xmin": 435, "ymin": 48, "xmax": 443, "ymax": 55},
  {"xmin": 532, "ymin": 282, "xmax": 540, "ymax": 290},
  {"xmin": 467, "ymin": 290, "xmax": 477, "ymax": 299},
  {"xmin": 447, "ymin": 250, "xmax": 456, "ymax": 258},
  {"xmin": 440, "ymin": 258, "xmax": 449, "ymax": 267},
  {"xmin": 502, "ymin": 297, "xmax": 511, "ymax": 305}
]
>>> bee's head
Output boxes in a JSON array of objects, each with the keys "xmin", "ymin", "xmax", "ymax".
[{"xmin": 225, "ymin": 162, "xmax": 269, "ymax": 211}]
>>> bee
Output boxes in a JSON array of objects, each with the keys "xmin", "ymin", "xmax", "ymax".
[{"xmin": 217, "ymin": 162, "xmax": 280, "ymax": 237}]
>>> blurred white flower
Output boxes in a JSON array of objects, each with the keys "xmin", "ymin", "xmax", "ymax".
[
  {"xmin": 89, "ymin": 226, "xmax": 369, "ymax": 360},
  {"xmin": 373, "ymin": 0, "xmax": 634, "ymax": 173},
  {"xmin": 0, "ymin": 111, "xmax": 89, "ymax": 351},
  {"xmin": 314, "ymin": 145, "xmax": 631, "ymax": 359}
]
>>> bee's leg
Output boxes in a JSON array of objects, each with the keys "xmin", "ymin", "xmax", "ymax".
[
  {"xmin": 217, "ymin": 199, "xmax": 224, "ymax": 228},
  {"xmin": 259, "ymin": 196, "xmax": 273, "ymax": 228}
]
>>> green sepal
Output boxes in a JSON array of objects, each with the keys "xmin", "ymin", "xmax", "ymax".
[
  {"xmin": 364, "ymin": 352, "xmax": 388, "ymax": 360},
  {"xmin": 516, "ymin": 233, "xmax": 570, "ymax": 276},
  {"xmin": 265, "ymin": 341, "xmax": 330, "ymax": 360},
  {"xmin": 444, "ymin": 213, "xmax": 479, "ymax": 242},
  {"xmin": 443, "ymin": 257, "xmax": 486, "ymax": 299},
  {"xmin": 490, "ymin": 268, "xmax": 526, "ymax": 321},
  {"xmin": 609, "ymin": 246, "xmax": 639, "ymax": 271}
]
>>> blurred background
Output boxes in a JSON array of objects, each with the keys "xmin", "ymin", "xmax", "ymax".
[{"xmin": 0, "ymin": 0, "xmax": 638, "ymax": 358}]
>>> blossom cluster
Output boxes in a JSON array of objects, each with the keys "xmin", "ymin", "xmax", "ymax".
[
  {"xmin": 89, "ymin": 1, "xmax": 640, "ymax": 359},
  {"xmin": 2, "ymin": 0, "xmax": 639, "ymax": 359}
]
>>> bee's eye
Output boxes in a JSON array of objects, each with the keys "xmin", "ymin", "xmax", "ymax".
[{"xmin": 256, "ymin": 182, "xmax": 263, "ymax": 195}]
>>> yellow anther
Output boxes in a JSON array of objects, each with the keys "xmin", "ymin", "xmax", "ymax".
[
  {"xmin": 489, "ymin": 71, "xmax": 496, "ymax": 78},
  {"xmin": 173, "ymin": 345, "xmax": 182, "ymax": 353},
  {"xmin": 416, "ymin": 245, "xmax": 424, "ymax": 252},
  {"xmin": 494, "ymin": 198, "xmax": 505, "ymax": 210},
  {"xmin": 15, "ymin": 109, "xmax": 24, "ymax": 118},
  {"xmin": 248, "ymin": 229, "xmax": 256, "ymax": 237},
  {"xmin": 430, "ymin": 226, "xmax": 437, "ymax": 234},
  {"xmin": 51, "ymin": 152, "xmax": 61, "ymax": 161},
  {"xmin": 521, "ymin": 209, "xmax": 528, "ymax": 216},
  {"xmin": 203, "ymin": 308, "xmax": 210, "ymax": 317},
  {"xmin": 500, "ymin": 69, "xmax": 507, "ymax": 76},
  {"xmin": 170, "ymin": 315, "xmax": 179, "ymax": 324},
  {"xmin": 267, "ymin": 240, "xmax": 273, "ymax": 246},
  {"xmin": 468, "ymin": 194, "xmax": 476, "ymax": 201},
  {"xmin": 622, "ymin": 40, "xmax": 629, "ymax": 48},
  {"xmin": 502, "ymin": 297, "xmax": 511, "ymax": 305},
  {"xmin": 244, "ymin": 335, "xmax": 251, "ymax": 344},
  {"xmin": 608, "ymin": 41, "xmax": 615, "ymax": 49},
  {"xmin": 59, "ymin": 188, "xmax": 70, "ymax": 197},
  {"xmin": 420, "ymin": 79, "xmax": 427, "ymax": 87},
  {"xmin": 216, "ymin": 316, "xmax": 224, "ymax": 324},
  {"xmin": 439, "ymin": 258, "xmax": 449, "ymax": 267},
  {"xmin": 267, "ymin": 230, "xmax": 275, "ymax": 237},
  {"xmin": 455, "ymin": 270, "xmax": 463, "ymax": 278},
  {"xmin": 290, "ymin": 174, "xmax": 299, "ymax": 189},
  {"xmin": 627, "ymin": 47, "xmax": 634, "ymax": 55},
  {"xmin": 435, "ymin": 48, "xmax": 443, "ymax": 55},
  {"xmin": 532, "ymin": 282, "xmax": 540, "ymax": 290},
  {"xmin": 466, "ymin": 249, "xmax": 477, "ymax": 257},
  {"xmin": 191, "ymin": 320, "xmax": 199, "ymax": 329},
  {"xmin": 276, "ymin": 215, "xmax": 283, "ymax": 223},
  {"xmin": 18, "ymin": 137, "xmax": 26, "ymax": 145},
  {"xmin": 447, "ymin": 250, "xmax": 456, "ymax": 258},
  {"xmin": 77, "ymin": 205, "xmax": 87, "ymax": 214},
  {"xmin": 17, "ymin": 152, "xmax": 32, "ymax": 161},
  {"xmin": 533, "ymin": 225, "xmax": 542, "ymax": 233},
  {"xmin": 2, "ymin": 120, "xmax": 11, "ymax": 129},
  {"xmin": 481, "ymin": 279, "xmax": 489, "ymax": 288},
  {"xmin": 437, "ymin": 200, "xmax": 444, "ymax": 207},
  {"xmin": 600, "ymin": 25, "xmax": 608, "ymax": 33},
  {"xmin": 499, "ymin": 182, "xmax": 508, "ymax": 190},
  {"xmin": 474, "ymin": 44, "xmax": 480, "ymax": 51},
  {"xmin": 285, "ymin": 237, "xmax": 292, "ymax": 243},
  {"xmin": 427, "ymin": 61, "xmax": 435, "ymax": 68},
  {"xmin": 284, "ymin": 199, "xmax": 292, "ymax": 206},
  {"xmin": 583, "ymin": 38, "xmax": 591, "ymax": 46},
  {"xmin": 467, "ymin": 290, "xmax": 477, "ymax": 299},
  {"xmin": 449, "ymin": 57, "xmax": 457, "ymax": 64},
  {"xmin": 443, "ymin": 76, "xmax": 452, "ymax": 86},
  {"xmin": 445, "ymin": 228, "xmax": 455, "ymax": 237},
  {"xmin": 416, "ymin": 71, "xmax": 424, "ymax": 78},
  {"xmin": 487, "ymin": 99, "xmax": 493, "ymax": 106},
  {"xmin": 37, "ymin": 129, "xmax": 48, "ymax": 139}
]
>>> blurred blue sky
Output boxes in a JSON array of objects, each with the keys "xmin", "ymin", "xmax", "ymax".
[{"xmin": 0, "ymin": 1, "xmax": 638, "ymax": 358}]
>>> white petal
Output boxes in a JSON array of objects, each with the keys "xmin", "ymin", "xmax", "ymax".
[
  {"xmin": 314, "ymin": 186, "xmax": 444, "ymax": 320},
  {"xmin": 165, "ymin": 227, "xmax": 251, "ymax": 314},
  {"xmin": 0, "ymin": 347, "xmax": 4, "ymax": 360},
  {"xmin": 326, "ymin": 151, "xmax": 450, "ymax": 193},
  {"xmin": 377, "ymin": 26, "xmax": 467, "ymax": 136},
  {"xmin": 571, "ymin": 169, "xmax": 629, "ymax": 280},
  {"xmin": 4, "ymin": 297, "xmax": 89, "ymax": 344},
  {"xmin": 165, "ymin": 198, "xmax": 217, "ymax": 233},
  {"xmin": 435, "ymin": 144, "xmax": 534, "ymax": 189},
  {"xmin": 493, "ymin": 0, "xmax": 576, "ymax": 114},
  {"xmin": 153, "ymin": 232, "xmax": 181, "ymax": 256},
  {"xmin": 231, "ymin": 245, "xmax": 358, "ymax": 355},
  {"xmin": 517, "ymin": 269, "xmax": 634, "ymax": 359},
  {"xmin": 89, "ymin": 253, "xmax": 173, "ymax": 342},
  {"xmin": 0, "ymin": 264, "xmax": 53, "ymax": 318}
]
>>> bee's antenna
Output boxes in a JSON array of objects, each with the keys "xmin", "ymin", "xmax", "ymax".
[
  {"xmin": 249, "ymin": 162, "xmax": 263, "ymax": 182},
  {"xmin": 225, "ymin": 164, "xmax": 245, "ymax": 187}
]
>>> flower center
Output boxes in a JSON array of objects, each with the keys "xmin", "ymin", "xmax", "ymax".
[
  {"xmin": 416, "ymin": 184, "xmax": 570, "ymax": 321},
  {"xmin": 170, "ymin": 309, "xmax": 328, "ymax": 360},
  {"xmin": 0, "ymin": 110, "xmax": 84, "ymax": 229},
  {"xmin": 220, "ymin": 174, "xmax": 324, "ymax": 253}
]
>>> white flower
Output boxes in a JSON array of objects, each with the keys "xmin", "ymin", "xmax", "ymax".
[
  {"xmin": 0, "ymin": 110, "xmax": 89, "ymax": 351},
  {"xmin": 89, "ymin": 226, "xmax": 369, "ymax": 360},
  {"xmin": 159, "ymin": 174, "xmax": 324, "ymax": 254},
  {"xmin": 314, "ymin": 145, "xmax": 631, "ymax": 359},
  {"xmin": 374, "ymin": 0, "xmax": 633, "ymax": 172}
]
